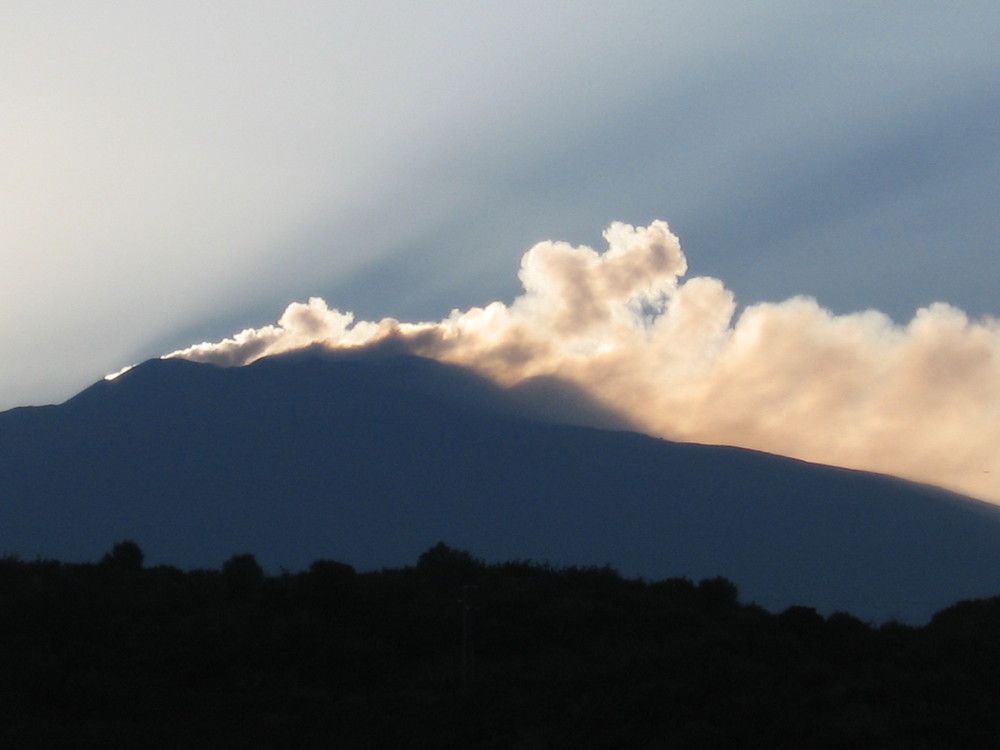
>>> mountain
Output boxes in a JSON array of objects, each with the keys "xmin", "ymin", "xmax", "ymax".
[{"xmin": 3, "ymin": 347, "xmax": 1000, "ymax": 623}]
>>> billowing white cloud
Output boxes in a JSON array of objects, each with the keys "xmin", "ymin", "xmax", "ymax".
[{"xmin": 166, "ymin": 222, "xmax": 1000, "ymax": 504}]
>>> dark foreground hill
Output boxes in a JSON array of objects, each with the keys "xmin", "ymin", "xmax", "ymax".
[
  {"xmin": 3, "ymin": 348, "xmax": 1000, "ymax": 622},
  {"xmin": 5, "ymin": 546, "xmax": 1000, "ymax": 749}
]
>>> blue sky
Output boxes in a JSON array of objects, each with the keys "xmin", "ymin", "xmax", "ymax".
[{"xmin": 3, "ymin": 2, "xmax": 998, "ymax": 411}]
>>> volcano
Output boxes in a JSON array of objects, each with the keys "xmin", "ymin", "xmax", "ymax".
[{"xmin": 2, "ymin": 346, "xmax": 999, "ymax": 623}]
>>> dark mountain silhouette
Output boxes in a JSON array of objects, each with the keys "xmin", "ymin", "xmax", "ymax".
[{"xmin": 3, "ymin": 346, "xmax": 1000, "ymax": 623}]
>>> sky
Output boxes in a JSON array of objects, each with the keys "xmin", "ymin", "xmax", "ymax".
[{"xmin": 4, "ymin": 4, "xmax": 999, "ymax": 495}]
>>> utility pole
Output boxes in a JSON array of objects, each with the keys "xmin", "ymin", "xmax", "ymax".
[{"xmin": 460, "ymin": 584, "xmax": 477, "ymax": 689}]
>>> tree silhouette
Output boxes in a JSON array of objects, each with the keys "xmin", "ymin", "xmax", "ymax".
[
  {"xmin": 222, "ymin": 553, "xmax": 264, "ymax": 597},
  {"xmin": 100, "ymin": 540, "xmax": 144, "ymax": 571},
  {"xmin": 417, "ymin": 542, "xmax": 483, "ymax": 589}
]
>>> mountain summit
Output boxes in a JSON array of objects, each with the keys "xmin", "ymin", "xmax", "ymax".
[{"xmin": 3, "ymin": 348, "xmax": 1000, "ymax": 622}]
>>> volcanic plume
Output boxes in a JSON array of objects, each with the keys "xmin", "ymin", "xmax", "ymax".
[{"xmin": 167, "ymin": 222, "xmax": 1000, "ymax": 503}]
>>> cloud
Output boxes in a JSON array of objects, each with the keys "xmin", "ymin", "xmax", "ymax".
[{"xmin": 166, "ymin": 222, "xmax": 1000, "ymax": 504}]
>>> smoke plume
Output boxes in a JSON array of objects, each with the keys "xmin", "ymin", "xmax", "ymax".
[{"xmin": 167, "ymin": 222, "xmax": 1000, "ymax": 504}]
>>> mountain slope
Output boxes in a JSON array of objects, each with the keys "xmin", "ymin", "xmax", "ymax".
[{"xmin": 2, "ymin": 349, "xmax": 1000, "ymax": 622}]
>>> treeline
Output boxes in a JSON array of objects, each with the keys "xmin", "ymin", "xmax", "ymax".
[{"xmin": 3, "ymin": 541, "xmax": 1000, "ymax": 748}]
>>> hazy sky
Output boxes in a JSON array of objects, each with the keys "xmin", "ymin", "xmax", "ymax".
[{"xmin": 4, "ymin": 2, "xmax": 999, "ymax": 411}]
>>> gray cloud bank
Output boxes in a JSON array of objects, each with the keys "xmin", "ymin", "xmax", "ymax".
[{"xmin": 168, "ymin": 223, "xmax": 1000, "ymax": 504}]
